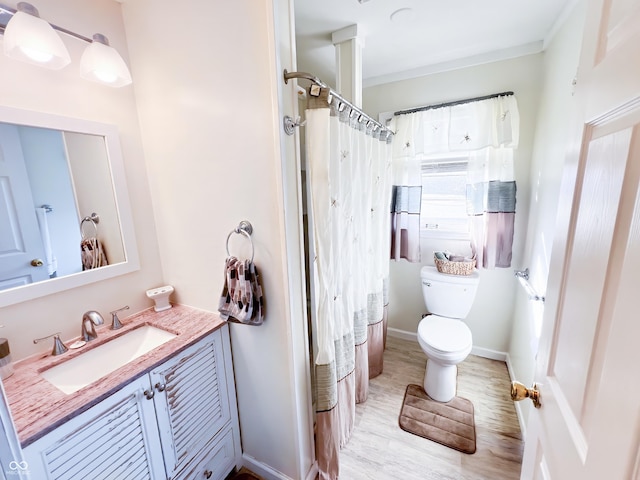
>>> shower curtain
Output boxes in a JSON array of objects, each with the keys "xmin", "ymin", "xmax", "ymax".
[{"xmin": 306, "ymin": 88, "xmax": 393, "ymax": 480}]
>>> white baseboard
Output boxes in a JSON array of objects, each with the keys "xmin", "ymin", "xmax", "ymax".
[
  {"xmin": 241, "ymin": 455, "xmax": 318, "ymax": 480},
  {"xmin": 242, "ymin": 453, "xmax": 292, "ymax": 480},
  {"xmin": 387, "ymin": 327, "xmax": 417, "ymax": 342},
  {"xmin": 470, "ymin": 345, "xmax": 507, "ymax": 361},
  {"xmin": 505, "ymin": 353, "xmax": 528, "ymax": 437},
  {"xmin": 305, "ymin": 463, "xmax": 319, "ymax": 480},
  {"xmin": 388, "ymin": 327, "xmax": 507, "ymax": 362}
]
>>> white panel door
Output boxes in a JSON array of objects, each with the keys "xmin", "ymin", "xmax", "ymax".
[
  {"xmin": 0, "ymin": 124, "xmax": 48, "ymax": 289},
  {"xmin": 521, "ymin": 0, "xmax": 640, "ymax": 478}
]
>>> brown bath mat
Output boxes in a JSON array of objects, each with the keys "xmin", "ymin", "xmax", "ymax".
[{"xmin": 399, "ymin": 384, "xmax": 476, "ymax": 454}]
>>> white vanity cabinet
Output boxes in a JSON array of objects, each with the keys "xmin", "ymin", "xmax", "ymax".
[
  {"xmin": 150, "ymin": 325, "xmax": 240, "ymax": 479},
  {"xmin": 23, "ymin": 325, "xmax": 241, "ymax": 480}
]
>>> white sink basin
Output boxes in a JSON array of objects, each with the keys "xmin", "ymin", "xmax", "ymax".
[{"xmin": 41, "ymin": 325, "xmax": 177, "ymax": 394}]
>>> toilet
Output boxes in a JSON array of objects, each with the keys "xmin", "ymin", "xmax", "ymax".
[{"xmin": 418, "ymin": 266, "xmax": 480, "ymax": 402}]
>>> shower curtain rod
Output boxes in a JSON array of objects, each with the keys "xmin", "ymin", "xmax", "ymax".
[
  {"xmin": 393, "ymin": 91, "xmax": 514, "ymax": 116},
  {"xmin": 283, "ymin": 69, "xmax": 393, "ymax": 135}
]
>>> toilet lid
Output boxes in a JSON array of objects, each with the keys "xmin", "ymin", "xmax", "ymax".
[{"xmin": 418, "ymin": 315, "xmax": 472, "ymax": 353}]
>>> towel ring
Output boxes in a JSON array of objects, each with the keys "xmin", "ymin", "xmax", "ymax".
[
  {"xmin": 225, "ymin": 221, "xmax": 255, "ymax": 263},
  {"xmin": 80, "ymin": 213, "xmax": 100, "ymax": 240}
]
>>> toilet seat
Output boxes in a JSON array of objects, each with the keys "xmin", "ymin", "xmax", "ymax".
[{"xmin": 418, "ymin": 315, "xmax": 472, "ymax": 354}]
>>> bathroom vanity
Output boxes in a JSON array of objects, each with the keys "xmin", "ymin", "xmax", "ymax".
[{"xmin": 3, "ymin": 305, "xmax": 241, "ymax": 480}]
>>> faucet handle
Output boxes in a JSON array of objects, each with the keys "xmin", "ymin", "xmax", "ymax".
[
  {"xmin": 34, "ymin": 332, "xmax": 69, "ymax": 356},
  {"xmin": 109, "ymin": 305, "xmax": 130, "ymax": 330}
]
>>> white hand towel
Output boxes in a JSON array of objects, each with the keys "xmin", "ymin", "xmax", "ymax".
[{"xmin": 35, "ymin": 207, "xmax": 57, "ymax": 276}]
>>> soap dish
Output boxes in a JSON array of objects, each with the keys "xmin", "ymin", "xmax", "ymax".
[{"xmin": 69, "ymin": 340, "xmax": 87, "ymax": 349}]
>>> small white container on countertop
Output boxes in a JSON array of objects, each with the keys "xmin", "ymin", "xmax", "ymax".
[{"xmin": 146, "ymin": 285, "xmax": 175, "ymax": 312}]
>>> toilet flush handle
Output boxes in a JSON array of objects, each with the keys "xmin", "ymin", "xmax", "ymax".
[{"xmin": 422, "ymin": 281, "xmax": 431, "ymax": 287}]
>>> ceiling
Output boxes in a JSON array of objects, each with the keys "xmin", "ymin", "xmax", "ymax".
[{"xmin": 295, "ymin": 0, "xmax": 575, "ymax": 88}]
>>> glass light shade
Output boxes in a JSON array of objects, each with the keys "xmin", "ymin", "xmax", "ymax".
[
  {"xmin": 3, "ymin": 7, "xmax": 71, "ymax": 70},
  {"xmin": 80, "ymin": 35, "xmax": 132, "ymax": 87}
]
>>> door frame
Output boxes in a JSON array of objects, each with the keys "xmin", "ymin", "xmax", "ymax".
[{"xmin": 270, "ymin": 0, "xmax": 318, "ymax": 479}]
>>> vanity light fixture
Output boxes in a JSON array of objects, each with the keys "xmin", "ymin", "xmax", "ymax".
[
  {"xmin": 80, "ymin": 34, "xmax": 132, "ymax": 87},
  {"xmin": 2, "ymin": 2, "xmax": 70, "ymax": 69},
  {"xmin": 0, "ymin": 2, "xmax": 132, "ymax": 87}
]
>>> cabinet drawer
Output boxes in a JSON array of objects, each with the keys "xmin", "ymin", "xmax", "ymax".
[{"xmin": 175, "ymin": 425, "xmax": 236, "ymax": 480}]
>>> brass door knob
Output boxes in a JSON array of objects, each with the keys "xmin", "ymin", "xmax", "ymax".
[
  {"xmin": 31, "ymin": 259, "xmax": 44, "ymax": 267},
  {"xmin": 511, "ymin": 381, "xmax": 541, "ymax": 408}
]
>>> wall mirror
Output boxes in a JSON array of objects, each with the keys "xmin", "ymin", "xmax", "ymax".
[{"xmin": 0, "ymin": 106, "xmax": 139, "ymax": 307}]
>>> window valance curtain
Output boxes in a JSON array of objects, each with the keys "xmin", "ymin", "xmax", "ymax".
[
  {"xmin": 389, "ymin": 114, "xmax": 422, "ymax": 263},
  {"xmin": 392, "ymin": 95, "xmax": 519, "ymax": 155},
  {"xmin": 391, "ymin": 94, "xmax": 520, "ymax": 268}
]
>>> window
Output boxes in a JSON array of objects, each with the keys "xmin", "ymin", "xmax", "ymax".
[{"xmin": 420, "ymin": 153, "xmax": 470, "ymax": 240}]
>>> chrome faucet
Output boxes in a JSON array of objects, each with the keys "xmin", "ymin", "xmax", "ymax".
[{"xmin": 81, "ymin": 311, "xmax": 104, "ymax": 341}]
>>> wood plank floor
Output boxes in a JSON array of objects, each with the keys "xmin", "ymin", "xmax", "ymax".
[
  {"xmin": 339, "ymin": 336, "xmax": 524, "ymax": 479},
  {"xmin": 226, "ymin": 468, "xmax": 263, "ymax": 480}
]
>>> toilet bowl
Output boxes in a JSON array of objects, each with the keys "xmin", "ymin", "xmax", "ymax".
[
  {"xmin": 418, "ymin": 315, "xmax": 473, "ymax": 402},
  {"xmin": 418, "ymin": 266, "xmax": 480, "ymax": 402}
]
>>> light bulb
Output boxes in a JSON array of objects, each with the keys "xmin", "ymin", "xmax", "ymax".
[
  {"xmin": 93, "ymin": 70, "xmax": 118, "ymax": 84},
  {"xmin": 19, "ymin": 46, "xmax": 53, "ymax": 63}
]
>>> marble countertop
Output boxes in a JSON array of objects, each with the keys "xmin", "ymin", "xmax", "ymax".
[{"xmin": 3, "ymin": 304, "xmax": 226, "ymax": 447}]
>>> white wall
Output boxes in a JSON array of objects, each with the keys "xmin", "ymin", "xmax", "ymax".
[
  {"xmin": 0, "ymin": 0, "xmax": 163, "ymax": 361},
  {"xmin": 363, "ymin": 55, "xmax": 544, "ymax": 353},
  {"xmin": 120, "ymin": 1, "xmax": 311, "ymax": 478},
  {"xmin": 0, "ymin": 1, "xmax": 312, "ymax": 478},
  {"xmin": 508, "ymin": 1, "xmax": 587, "ymax": 427}
]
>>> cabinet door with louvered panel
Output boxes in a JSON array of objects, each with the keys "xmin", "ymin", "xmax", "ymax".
[
  {"xmin": 150, "ymin": 329, "xmax": 232, "ymax": 479},
  {"xmin": 23, "ymin": 376, "xmax": 166, "ymax": 480}
]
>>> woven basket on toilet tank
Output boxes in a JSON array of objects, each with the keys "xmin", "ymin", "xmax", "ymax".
[{"xmin": 433, "ymin": 252, "xmax": 476, "ymax": 276}]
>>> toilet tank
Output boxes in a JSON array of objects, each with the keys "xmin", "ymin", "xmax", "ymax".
[{"xmin": 420, "ymin": 266, "xmax": 480, "ymax": 319}]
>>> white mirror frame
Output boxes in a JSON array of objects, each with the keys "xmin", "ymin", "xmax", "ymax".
[{"xmin": 0, "ymin": 106, "xmax": 139, "ymax": 307}]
